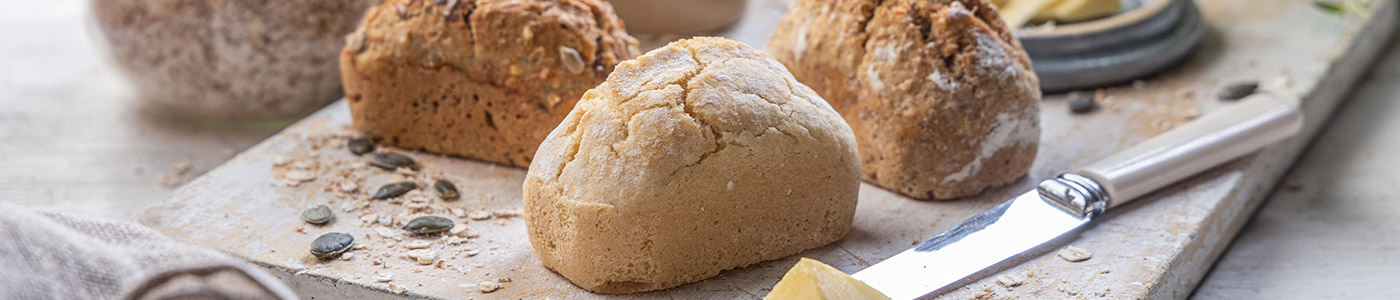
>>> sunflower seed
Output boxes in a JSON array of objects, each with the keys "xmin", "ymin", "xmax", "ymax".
[
  {"xmin": 373, "ymin": 182, "xmax": 417, "ymax": 200},
  {"xmin": 403, "ymin": 216, "xmax": 454, "ymax": 234},
  {"xmin": 559, "ymin": 46, "xmax": 586, "ymax": 74},
  {"xmin": 348, "ymin": 138, "xmax": 375, "ymax": 155},
  {"xmin": 367, "ymin": 152, "xmax": 416, "ymax": 170},
  {"xmin": 433, "ymin": 179, "xmax": 459, "ymax": 201},
  {"xmin": 346, "ymin": 29, "xmax": 367, "ymax": 54},
  {"xmin": 310, "ymin": 232, "xmax": 354, "ymax": 259},
  {"xmin": 1218, "ymin": 81, "xmax": 1258, "ymax": 101},
  {"xmin": 1068, "ymin": 92, "xmax": 1097, "ymax": 113},
  {"xmin": 302, "ymin": 205, "xmax": 334, "ymax": 225}
]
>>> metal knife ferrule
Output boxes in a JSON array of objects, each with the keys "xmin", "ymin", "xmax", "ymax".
[{"xmin": 1037, "ymin": 173, "xmax": 1108, "ymax": 219}]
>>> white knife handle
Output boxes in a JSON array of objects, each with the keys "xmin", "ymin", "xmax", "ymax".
[{"xmin": 1073, "ymin": 94, "xmax": 1302, "ymax": 209}]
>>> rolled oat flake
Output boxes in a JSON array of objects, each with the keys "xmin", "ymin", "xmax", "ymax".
[
  {"xmin": 403, "ymin": 216, "xmax": 454, "ymax": 234},
  {"xmin": 373, "ymin": 182, "xmax": 417, "ymax": 200},
  {"xmin": 302, "ymin": 204, "xmax": 334, "ymax": 224},
  {"xmin": 310, "ymin": 232, "xmax": 355, "ymax": 259}
]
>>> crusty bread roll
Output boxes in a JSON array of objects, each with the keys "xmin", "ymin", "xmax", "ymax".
[
  {"xmin": 769, "ymin": 0, "xmax": 1041, "ymax": 199},
  {"xmin": 341, "ymin": 0, "xmax": 639, "ymax": 167},
  {"xmin": 523, "ymin": 37, "xmax": 861, "ymax": 294}
]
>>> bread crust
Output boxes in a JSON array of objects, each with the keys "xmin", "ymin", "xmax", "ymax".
[
  {"xmin": 769, "ymin": 0, "xmax": 1041, "ymax": 199},
  {"xmin": 523, "ymin": 37, "xmax": 861, "ymax": 294},
  {"xmin": 341, "ymin": 0, "xmax": 639, "ymax": 167}
]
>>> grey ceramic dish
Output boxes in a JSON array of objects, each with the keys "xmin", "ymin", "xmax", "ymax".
[{"xmin": 1018, "ymin": 0, "xmax": 1205, "ymax": 92}]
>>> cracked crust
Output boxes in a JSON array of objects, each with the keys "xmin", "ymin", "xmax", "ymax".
[
  {"xmin": 523, "ymin": 37, "xmax": 861, "ymax": 294},
  {"xmin": 769, "ymin": 0, "xmax": 1041, "ymax": 200},
  {"xmin": 341, "ymin": 0, "xmax": 640, "ymax": 167}
]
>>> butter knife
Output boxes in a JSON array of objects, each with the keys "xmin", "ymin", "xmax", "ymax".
[{"xmin": 851, "ymin": 94, "xmax": 1303, "ymax": 299}]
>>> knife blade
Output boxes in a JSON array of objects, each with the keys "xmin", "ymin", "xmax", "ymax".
[{"xmin": 851, "ymin": 94, "xmax": 1304, "ymax": 300}]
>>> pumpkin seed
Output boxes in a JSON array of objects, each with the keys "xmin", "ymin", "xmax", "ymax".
[
  {"xmin": 1217, "ymin": 81, "xmax": 1258, "ymax": 101},
  {"xmin": 402, "ymin": 216, "xmax": 454, "ymax": 234},
  {"xmin": 302, "ymin": 204, "xmax": 334, "ymax": 225},
  {"xmin": 373, "ymin": 182, "xmax": 417, "ymax": 200},
  {"xmin": 1068, "ymin": 92, "xmax": 1097, "ymax": 113},
  {"xmin": 367, "ymin": 152, "xmax": 416, "ymax": 170},
  {"xmin": 433, "ymin": 179, "xmax": 459, "ymax": 201},
  {"xmin": 310, "ymin": 232, "xmax": 354, "ymax": 259},
  {"xmin": 348, "ymin": 138, "xmax": 375, "ymax": 155}
]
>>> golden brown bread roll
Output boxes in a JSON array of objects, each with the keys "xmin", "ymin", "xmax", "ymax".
[
  {"xmin": 523, "ymin": 37, "xmax": 861, "ymax": 294},
  {"xmin": 341, "ymin": 0, "xmax": 640, "ymax": 167}
]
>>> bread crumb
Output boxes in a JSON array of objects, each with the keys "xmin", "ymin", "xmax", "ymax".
[
  {"xmin": 478, "ymin": 281, "xmax": 502, "ymax": 293},
  {"xmin": 158, "ymin": 174, "xmax": 183, "ymax": 187},
  {"xmin": 172, "ymin": 161, "xmax": 192, "ymax": 176},
  {"xmin": 1058, "ymin": 245, "xmax": 1093, "ymax": 262},
  {"xmin": 407, "ymin": 249, "xmax": 436, "ymax": 265},
  {"xmin": 973, "ymin": 285, "xmax": 996, "ymax": 299}
]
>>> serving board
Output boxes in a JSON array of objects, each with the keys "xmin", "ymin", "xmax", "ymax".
[{"xmin": 136, "ymin": 0, "xmax": 1398, "ymax": 299}]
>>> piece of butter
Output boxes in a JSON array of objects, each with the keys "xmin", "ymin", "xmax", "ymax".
[
  {"xmin": 1033, "ymin": 0, "xmax": 1121, "ymax": 23},
  {"xmin": 763, "ymin": 258, "xmax": 891, "ymax": 300},
  {"xmin": 997, "ymin": 0, "xmax": 1059, "ymax": 28},
  {"xmin": 996, "ymin": 0, "xmax": 1121, "ymax": 27}
]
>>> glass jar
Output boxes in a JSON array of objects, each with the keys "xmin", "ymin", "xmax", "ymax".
[{"xmin": 90, "ymin": 0, "xmax": 378, "ymax": 124}]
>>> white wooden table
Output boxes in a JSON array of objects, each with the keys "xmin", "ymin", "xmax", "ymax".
[{"xmin": 0, "ymin": 0, "xmax": 1396, "ymax": 298}]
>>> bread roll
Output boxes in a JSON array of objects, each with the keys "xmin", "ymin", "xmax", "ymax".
[
  {"xmin": 769, "ymin": 0, "xmax": 1041, "ymax": 199},
  {"xmin": 341, "ymin": 0, "xmax": 639, "ymax": 167},
  {"xmin": 523, "ymin": 37, "xmax": 861, "ymax": 294}
]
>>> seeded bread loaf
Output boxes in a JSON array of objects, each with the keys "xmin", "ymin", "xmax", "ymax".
[
  {"xmin": 523, "ymin": 37, "xmax": 861, "ymax": 294},
  {"xmin": 768, "ymin": 0, "xmax": 1041, "ymax": 199},
  {"xmin": 341, "ymin": 0, "xmax": 640, "ymax": 167}
]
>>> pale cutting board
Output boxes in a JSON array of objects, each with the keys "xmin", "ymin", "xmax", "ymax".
[{"xmin": 136, "ymin": 0, "xmax": 1398, "ymax": 299}]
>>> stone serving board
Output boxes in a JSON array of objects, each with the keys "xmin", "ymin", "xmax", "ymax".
[{"xmin": 136, "ymin": 0, "xmax": 1398, "ymax": 299}]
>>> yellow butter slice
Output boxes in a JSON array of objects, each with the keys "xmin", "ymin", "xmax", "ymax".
[
  {"xmin": 763, "ymin": 258, "xmax": 891, "ymax": 300},
  {"xmin": 997, "ymin": 0, "xmax": 1059, "ymax": 28},
  {"xmin": 1033, "ymin": 0, "xmax": 1121, "ymax": 23},
  {"xmin": 996, "ymin": 0, "xmax": 1121, "ymax": 27}
]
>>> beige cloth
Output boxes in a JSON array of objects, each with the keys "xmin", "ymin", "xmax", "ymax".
[{"xmin": 0, "ymin": 202, "xmax": 297, "ymax": 300}]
